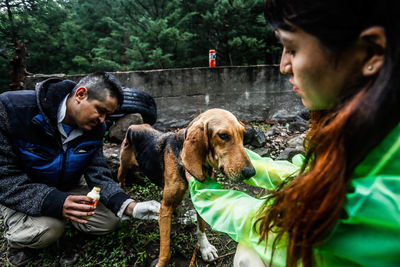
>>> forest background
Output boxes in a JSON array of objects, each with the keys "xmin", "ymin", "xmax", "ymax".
[
  {"xmin": 0, "ymin": 0, "xmax": 281, "ymax": 92},
  {"xmin": 0, "ymin": 1, "xmax": 290, "ymax": 265}
]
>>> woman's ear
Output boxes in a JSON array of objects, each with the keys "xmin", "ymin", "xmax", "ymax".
[
  {"xmin": 75, "ymin": 87, "xmax": 88, "ymax": 103},
  {"xmin": 360, "ymin": 26, "xmax": 386, "ymax": 76}
]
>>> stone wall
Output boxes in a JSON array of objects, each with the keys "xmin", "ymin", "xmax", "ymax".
[{"xmin": 25, "ymin": 65, "xmax": 306, "ymax": 128}]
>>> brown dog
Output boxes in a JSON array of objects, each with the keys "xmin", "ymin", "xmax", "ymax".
[{"xmin": 117, "ymin": 108, "xmax": 255, "ymax": 267}]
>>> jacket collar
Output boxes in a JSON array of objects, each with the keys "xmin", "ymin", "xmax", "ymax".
[{"xmin": 35, "ymin": 78, "xmax": 76, "ymax": 129}]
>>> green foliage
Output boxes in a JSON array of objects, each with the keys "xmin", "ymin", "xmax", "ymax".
[
  {"xmin": 122, "ymin": 0, "xmax": 197, "ymax": 69},
  {"xmin": 250, "ymin": 121, "xmax": 271, "ymax": 132},
  {"xmin": 0, "ymin": 0, "xmax": 281, "ymax": 89},
  {"xmin": 197, "ymin": 0, "xmax": 277, "ymax": 66}
]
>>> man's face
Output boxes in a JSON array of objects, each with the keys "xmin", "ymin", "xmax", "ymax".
[{"xmin": 71, "ymin": 87, "xmax": 118, "ymax": 131}]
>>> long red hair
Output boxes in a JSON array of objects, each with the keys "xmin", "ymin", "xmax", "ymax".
[
  {"xmin": 257, "ymin": 88, "xmax": 398, "ymax": 266},
  {"xmin": 256, "ymin": 98, "xmax": 356, "ymax": 266},
  {"xmin": 260, "ymin": 0, "xmax": 400, "ymax": 265}
]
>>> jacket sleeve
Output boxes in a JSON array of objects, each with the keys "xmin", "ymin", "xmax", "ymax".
[
  {"xmin": 83, "ymin": 146, "xmax": 130, "ymax": 215},
  {"xmin": 189, "ymin": 177, "xmax": 287, "ymax": 266},
  {"xmin": 188, "ymin": 149, "xmax": 303, "ymax": 266},
  {"xmin": 0, "ymin": 101, "xmax": 68, "ymax": 218},
  {"xmin": 243, "ymin": 149, "xmax": 303, "ymax": 189}
]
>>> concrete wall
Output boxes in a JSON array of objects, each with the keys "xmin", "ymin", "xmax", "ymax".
[{"xmin": 25, "ymin": 65, "xmax": 306, "ymax": 128}]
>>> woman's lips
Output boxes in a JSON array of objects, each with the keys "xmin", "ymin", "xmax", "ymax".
[{"xmin": 289, "ymin": 79, "xmax": 299, "ymax": 93}]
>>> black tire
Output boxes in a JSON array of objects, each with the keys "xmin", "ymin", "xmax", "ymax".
[{"xmin": 108, "ymin": 88, "xmax": 157, "ymax": 125}]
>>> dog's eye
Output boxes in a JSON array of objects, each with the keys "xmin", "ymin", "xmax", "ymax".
[{"xmin": 218, "ymin": 133, "xmax": 230, "ymax": 141}]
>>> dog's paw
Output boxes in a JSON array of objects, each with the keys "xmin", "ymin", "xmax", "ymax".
[{"xmin": 198, "ymin": 235, "xmax": 218, "ymax": 262}]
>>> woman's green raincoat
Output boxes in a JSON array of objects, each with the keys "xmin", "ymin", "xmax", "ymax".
[{"xmin": 189, "ymin": 123, "xmax": 400, "ymax": 266}]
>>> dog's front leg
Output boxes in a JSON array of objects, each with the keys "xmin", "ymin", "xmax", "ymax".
[
  {"xmin": 196, "ymin": 213, "xmax": 218, "ymax": 262},
  {"xmin": 157, "ymin": 202, "xmax": 173, "ymax": 267}
]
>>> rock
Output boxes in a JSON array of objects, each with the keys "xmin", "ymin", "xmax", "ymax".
[
  {"xmin": 246, "ymin": 144, "xmax": 255, "ymax": 150},
  {"xmin": 271, "ymin": 109, "xmax": 310, "ymax": 124},
  {"xmin": 265, "ymin": 125, "xmax": 281, "ymax": 136},
  {"xmin": 250, "ymin": 128, "xmax": 266, "ymax": 148},
  {"xmin": 276, "ymin": 133, "xmax": 306, "ymax": 161},
  {"xmin": 109, "ymin": 113, "xmax": 143, "ymax": 143},
  {"xmin": 287, "ymin": 134, "xmax": 305, "ymax": 148},
  {"xmin": 252, "ymin": 147, "xmax": 270, "ymax": 157},
  {"xmin": 288, "ymin": 121, "xmax": 308, "ymax": 132},
  {"xmin": 276, "ymin": 148, "xmax": 305, "ymax": 161},
  {"xmin": 265, "ymin": 119, "xmax": 277, "ymax": 125},
  {"xmin": 299, "ymin": 110, "xmax": 311, "ymax": 121},
  {"xmin": 270, "ymin": 110, "xmax": 291, "ymax": 122},
  {"xmin": 243, "ymin": 125, "xmax": 267, "ymax": 148},
  {"xmin": 103, "ymin": 142, "xmax": 121, "ymax": 180},
  {"xmin": 243, "ymin": 124, "xmax": 256, "ymax": 145}
]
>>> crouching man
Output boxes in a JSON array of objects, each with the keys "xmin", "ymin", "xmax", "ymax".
[{"xmin": 0, "ymin": 72, "xmax": 160, "ymax": 266}]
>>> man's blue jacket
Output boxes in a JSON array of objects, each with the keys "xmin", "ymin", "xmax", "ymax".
[{"xmin": 0, "ymin": 78, "xmax": 130, "ymax": 218}]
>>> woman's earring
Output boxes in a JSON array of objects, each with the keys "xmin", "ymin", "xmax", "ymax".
[{"xmin": 368, "ymin": 65, "xmax": 373, "ymax": 71}]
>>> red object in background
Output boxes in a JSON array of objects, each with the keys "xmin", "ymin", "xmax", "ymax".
[{"xmin": 209, "ymin": 49, "xmax": 216, "ymax": 67}]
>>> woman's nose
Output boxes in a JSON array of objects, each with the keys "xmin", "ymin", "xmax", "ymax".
[{"xmin": 280, "ymin": 49, "xmax": 292, "ymax": 74}]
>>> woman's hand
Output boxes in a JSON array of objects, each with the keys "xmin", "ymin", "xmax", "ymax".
[
  {"xmin": 185, "ymin": 170, "xmax": 192, "ymax": 182},
  {"xmin": 62, "ymin": 195, "xmax": 95, "ymax": 224}
]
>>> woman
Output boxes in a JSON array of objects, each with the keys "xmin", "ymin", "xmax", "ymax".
[{"xmin": 187, "ymin": 0, "xmax": 400, "ymax": 266}]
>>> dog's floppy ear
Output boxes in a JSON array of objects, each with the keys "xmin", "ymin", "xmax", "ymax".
[{"xmin": 181, "ymin": 120, "xmax": 208, "ymax": 182}]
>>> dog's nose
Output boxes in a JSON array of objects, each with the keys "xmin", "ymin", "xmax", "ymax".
[{"xmin": 241, "ymin": 166, "xmax": 256, "ymax": 179}]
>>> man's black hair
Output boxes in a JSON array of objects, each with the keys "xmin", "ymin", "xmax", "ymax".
[{"xmin": 72, "ymin": 72, "xmax": 124, "ymax": 107}]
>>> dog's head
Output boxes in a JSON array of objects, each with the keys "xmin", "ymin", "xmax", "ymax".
[{"xmin": 181, "ymin": 108, "xmax": 255, "ymax": 182}]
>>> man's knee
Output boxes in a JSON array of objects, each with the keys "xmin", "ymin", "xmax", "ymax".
[
  {"xmin": 32, "ymin": 217, "xmax": 65, "ymax": 248},
  {"xmin": 72, "ymin": 206, "xmax": 121, "ymax": 235},
  {"xmin": 4, "ymin": 215, "xmax": 65, "ymax": 249}
]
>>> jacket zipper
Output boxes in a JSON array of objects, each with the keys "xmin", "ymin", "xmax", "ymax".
[
  {"xmin": 59, "ymin": 149, "xmax": 66, "ymax": 188},
  {"xmin": 32, "ymin": 118, "xmax": 66, "ymax": 187}
]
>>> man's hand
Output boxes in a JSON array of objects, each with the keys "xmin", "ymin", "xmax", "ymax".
[
  {"xmin": 62, "ymin": 195, "xmax": 96, "ymax": 224},
  {"xmin": 125, "ymin": 200, "xmax": 160, "ymax": 220}
]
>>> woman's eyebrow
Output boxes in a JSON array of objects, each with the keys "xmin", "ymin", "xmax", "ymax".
[{"xmin": 274, "ymin": 30, "xmax": 293, "ymax": 45}]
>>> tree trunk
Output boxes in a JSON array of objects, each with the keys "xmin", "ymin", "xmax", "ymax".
[{"xmin": 9, "ymin": 40, "xmax": 30, "ymax": 91}]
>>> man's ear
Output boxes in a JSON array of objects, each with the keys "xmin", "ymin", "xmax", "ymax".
[
  {"xmin": 360, "ymin": 26, "xmax": 386, "ymax": 76},
  {"xmin": 75, "ymin": 87, "xmax": 88, "ymax": 103}
]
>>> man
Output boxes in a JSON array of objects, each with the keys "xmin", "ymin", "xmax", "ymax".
[{"xmin": 0, "ymin": 72, "xmax": 160, "ymax": 266}]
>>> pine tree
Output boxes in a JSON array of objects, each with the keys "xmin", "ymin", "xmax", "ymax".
[{"xmin": 0, "ymin": 0, "xmax": 282, "ymax": 89}]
